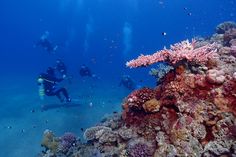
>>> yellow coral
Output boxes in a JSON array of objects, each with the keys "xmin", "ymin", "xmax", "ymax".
[
  {"xmin": 41, "ymin": 130, "xmax": 59, "ymax": 153},
  {"xmin": 143, "ymin": 98, "xmax": 161, "ymax": 113},
  {"xmin": 171, "ymin": 128, "xmax": 190, "ymax": 141}
]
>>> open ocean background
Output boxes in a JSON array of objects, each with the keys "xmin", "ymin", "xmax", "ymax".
[{"xmin": 0, "ymin": 0, "xmax": 235, "ymax": 156}]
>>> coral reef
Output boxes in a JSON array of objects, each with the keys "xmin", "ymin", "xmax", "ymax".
[{"xmin": 39, "ymin": 22, "xmax": 236, "ymax": 157}]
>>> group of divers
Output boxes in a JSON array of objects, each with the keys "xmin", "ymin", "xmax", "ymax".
[{"xmin": 36, "ymin": 31, "xmax": 137, "ymax": 103}]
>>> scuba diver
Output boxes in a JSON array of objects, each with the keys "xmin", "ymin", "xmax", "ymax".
[
  {"xmin": 79, "ymin": 64, "xmax": 94, "ymax": 77},
  {"xmin": 36, "ymin": 31, "xmax": 58, "ymax": 54},
  {"xmin": 55, "ymin": 59, "xmax": 67, "ymax": 78},
  {"xmin": 55, "ymin": 59, "xmax": 72, "ymax": 84},
  {"xmin": 37, "ymin": 67, "xmax": 71, "ymax": 103},
  {"xmin": 119, "ymin": 75, "xmax": 136, "ymax": 90}
]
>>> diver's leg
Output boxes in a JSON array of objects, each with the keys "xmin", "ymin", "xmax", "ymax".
[
  {"xmin": 53, "ymin": 89, "xmax": 64, "ymax": 102},
  {"xmin": 58, "ymin": 88, "xmax": 71, "ymax": 102},
  {"xmin": 62, "ymin": 88, "xmax": 71, "ymax": 102}
]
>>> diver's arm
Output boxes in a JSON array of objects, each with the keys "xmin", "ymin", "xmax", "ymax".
[
  {"xmin": 55, "ymin": 78, "xmax": 64, "ymax": 82},
  {"xmin": 43, "ymin": 78, "xmax": 63, "ymax": 84},
  {"xmin": 43, "ymin": 78, "xmax": 55, "ymax": 84}
]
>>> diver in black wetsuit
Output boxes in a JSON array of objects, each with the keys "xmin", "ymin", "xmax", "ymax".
[
  {"xmin": 56, "ymin": 59, "xmax": 67, "ymax": 78},
  {"xmin": 79, "ymin": 64, "xmax": 93, "ymax": 77},
  {"xmin": 55, "ymin": 59, "xmax": 72, "ymax": 84},
  {"xmin": 36, "ymin": 31, "xmax": 58, "ymax": 54},
  {"xmin": 38, "ymin": 67, "xmax": 71, "ymax": 103},
  {"xmin": 119, "ymin": 75, "xmax": 136, "ymax": 90}
]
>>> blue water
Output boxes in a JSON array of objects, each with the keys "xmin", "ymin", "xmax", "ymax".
[{"xmin": 0, "ymin": 0, "xmax": 235, "ymax": 156}]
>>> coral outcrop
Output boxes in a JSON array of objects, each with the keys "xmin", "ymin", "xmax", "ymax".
[
  {"xmin": 38, "ymin": 21, "xmax": 236, "ymax": 157},
  {"xmin": 215, "ymin": 21, "xmax": 236, "ymax": 34}
]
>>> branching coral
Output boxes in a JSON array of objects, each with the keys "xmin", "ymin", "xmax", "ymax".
[{"xmin": 126, "ymin": 40, "xmax": 218, "ymax": 68}]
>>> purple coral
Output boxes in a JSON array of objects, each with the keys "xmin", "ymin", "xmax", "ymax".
[
  {"xmin": 127, "ymin": 143, "xmax": 153, "ymax": 157},
  {"xmin": 59, "ymin": 132, "xmax": 77, "ymax": 152}
]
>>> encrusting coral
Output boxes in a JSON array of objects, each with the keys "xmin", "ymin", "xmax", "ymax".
[
  {"xmin": 38, "ymin": 21, "xmax": 236, "ymax": 157},
  {"xmin": 83, "ymin": 126, "xmax": 112, "ymax": 141}
]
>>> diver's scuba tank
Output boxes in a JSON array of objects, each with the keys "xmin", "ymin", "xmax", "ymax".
[{"xmin": 38, "ymin": 78, "xmax": 45, "ymax": 100}]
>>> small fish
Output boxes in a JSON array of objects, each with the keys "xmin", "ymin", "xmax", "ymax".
[
  {"xmin": 188, "ymin": 12, "xmax": 192, "ymax": 16},
  {"xmin": 81, "ymin": 128, "xmax": 84, "ymax": 132},
  {"xmin": 162, "ymin": 32, "xmax": 167, "ymax": 36},
  {"xmin": 113, "ymin": 111, "xmax": 118, "ymax": 114},
  {"xmin": 184, "ymin": 7, "xmax": 187, "ymax": 10},
  {"xmin": 31, "ymin": 109, "xmax": 35, "ymax": 113},
  {"xmin": 7, "ymin": 126, "xmax": 12, "ymax": 129}
]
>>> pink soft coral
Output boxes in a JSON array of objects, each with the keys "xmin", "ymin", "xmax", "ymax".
[{"xmin": 126, "ymin": 40, "xmax": 218, "ymax": 68}]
